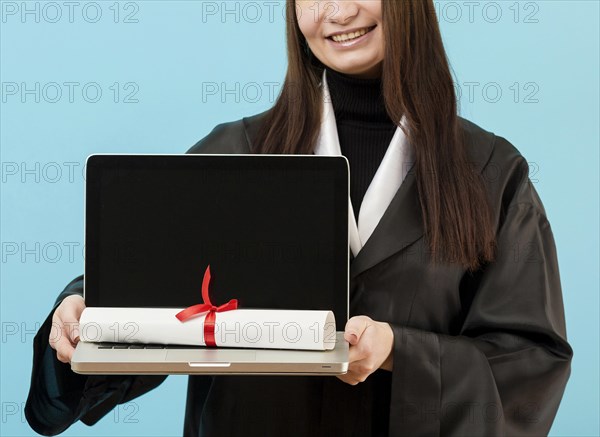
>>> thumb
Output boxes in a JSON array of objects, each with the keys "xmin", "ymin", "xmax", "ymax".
[
  {"xmin": 344, "ymin": 315, "xmax": 371, "ymax": 345},
  {"xmin": 61, "ymin": 296, "xmax": 85, "ymax": 343}
]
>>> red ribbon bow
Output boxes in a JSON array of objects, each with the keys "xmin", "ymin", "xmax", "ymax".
[{"xmin": 175, "ymin": 265, "xmax": 238, "ymax": 347}]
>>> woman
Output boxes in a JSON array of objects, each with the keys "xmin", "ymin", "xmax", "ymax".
[{"xmin": 26, "ymin": 1, "xmax": 572, "ymax": 436}]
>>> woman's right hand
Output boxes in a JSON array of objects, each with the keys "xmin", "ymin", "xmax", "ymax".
[{"xmin": 49, "ymin": 295, "xmax": 86, "ymax": 364}]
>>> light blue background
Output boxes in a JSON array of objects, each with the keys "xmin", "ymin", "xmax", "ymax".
[{"xmin": 1, "ymin": 1, "xmax": 598, "ymax": 436}]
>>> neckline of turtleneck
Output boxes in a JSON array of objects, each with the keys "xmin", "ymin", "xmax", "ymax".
[{"xmin": 325, "ymin": 67, "xmax": 394, "ymax": 125}]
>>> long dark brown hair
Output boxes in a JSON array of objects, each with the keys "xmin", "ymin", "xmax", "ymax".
[{"xmin": 253, "ymin": 0, "xmax": 496, "ymax": 271}]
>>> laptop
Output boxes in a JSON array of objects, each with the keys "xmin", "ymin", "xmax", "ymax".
[{"xmin": 71, "ymin": 153, "xmax": 350, "ymax": 375}]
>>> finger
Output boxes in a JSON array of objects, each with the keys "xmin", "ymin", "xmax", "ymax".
[
  {"xmin": 336, "ymin": 373, "xmax": 360, "ymax": 386},
  {"xmin": 347, "ymin": 357, "xmax": 376, "ymax": 378},
  {"xmin": 54, "ymin": 326, "xmax": 76, "ymax": 363},
  {"xmin": 348, "ymin": 341, "xmax": 367, "ymax": 363},
  {"xmin": 344, "ymin": 316, "xmax": 371, "ymax": 345},
  {"xmin": 49, "ymin": 316, "xmax": 63, "ymax": 349},
  {"xmin": 60, "ymin": 298, "xmax": 85, "ymax": 343},
  {"xmin": 61, "ymin": 321, "xmax": 80, "ymax": 344}
]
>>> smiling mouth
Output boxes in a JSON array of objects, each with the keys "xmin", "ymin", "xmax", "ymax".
[{"xmin": 327, "ymin": 25, "xmax": 376, "ymax": 43}]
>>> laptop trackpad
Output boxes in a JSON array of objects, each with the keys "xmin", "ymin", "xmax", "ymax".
[{"xmin": 166, "ymin": 349, "xmax": 257, "ymax": 362}]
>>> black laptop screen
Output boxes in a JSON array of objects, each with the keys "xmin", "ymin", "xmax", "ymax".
[{"xmin": 85, "ymin": 155, "xmax": 349, "ymax": 322}]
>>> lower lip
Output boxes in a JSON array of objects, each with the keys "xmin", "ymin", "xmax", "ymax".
[{"xmin": 326, "ymin": 27, "xmax": 375, "ymax": 49}]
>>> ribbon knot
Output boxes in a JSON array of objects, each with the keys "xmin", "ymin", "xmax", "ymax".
[{"xmin": 175, "ymin": 265, "xmax": 238, "ymax": 347}]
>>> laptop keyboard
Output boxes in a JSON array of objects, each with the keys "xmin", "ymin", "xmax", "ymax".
[{"xmin": 96, "ymin": 343, "xmax": 202, "ymax": 350}]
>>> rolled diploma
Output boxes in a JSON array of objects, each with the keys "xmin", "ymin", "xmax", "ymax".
[{"xmin": 79, "ymin": 308, "xmax": 337, "ymax": 351}]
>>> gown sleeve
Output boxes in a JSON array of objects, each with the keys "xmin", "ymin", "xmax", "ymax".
[
  {"xmin": 24, "ymin": 276, "xmax": 168, "ymax": 436},
  {"xmin": 387, "ymin": 139, "xmax": 573, "ymax": 436}
]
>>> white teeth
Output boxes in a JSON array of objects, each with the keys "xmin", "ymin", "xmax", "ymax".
[{"xmin": 331, "ymin": 27, "xmax": 371, "ymax": 43}]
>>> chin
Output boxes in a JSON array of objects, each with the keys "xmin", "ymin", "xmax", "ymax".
[
  {"xmin": 325, "ymin": 55, "xmax": 381, "ymax": 73},
  {"xmin": 331, "ymin": 63, "xmax": 382, "ymax": 78}
]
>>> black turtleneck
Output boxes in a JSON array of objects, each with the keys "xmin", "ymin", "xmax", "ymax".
[{"xmin": 325, "ymin": 67, "xmax": 398, "ymax": 222}]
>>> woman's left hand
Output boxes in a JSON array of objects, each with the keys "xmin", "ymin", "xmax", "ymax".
[{"xmin": 336, "ymin": 315, "xmax": 394, "ymax": 385}]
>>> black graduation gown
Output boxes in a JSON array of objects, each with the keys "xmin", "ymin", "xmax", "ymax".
[{"xmin": 25, "ymin": 110, "xmax": 572, "ymax": 436}]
